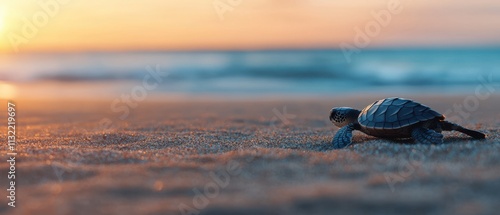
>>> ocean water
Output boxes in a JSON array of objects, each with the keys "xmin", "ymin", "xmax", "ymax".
[{"xmin": 1, "ymin": 48, "xmax": 499, "ymax": 96}]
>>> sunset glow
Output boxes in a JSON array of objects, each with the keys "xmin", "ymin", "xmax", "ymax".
[
  {"xmin": 0, "ymin": 0, "xmax": 499, "ymax": 53},
  {"xmin": 0, "ymin": 7, "xmax": 5, "ymax": 34}
]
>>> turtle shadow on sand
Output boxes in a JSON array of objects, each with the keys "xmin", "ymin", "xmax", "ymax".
[
  {"xmin": 385, "ymin": 132, "xmax": 487, "ymax": 146},
  {"xmin": 441, "ymin": 135, "xmax": 488, "ymax": 145},
  {"xmin": 314, "ymin": 133, "xmax": 486, "ymax": 151},
  {"xmin": 369, "ymin": 135, "xmax": 484, "ymax": 148}
]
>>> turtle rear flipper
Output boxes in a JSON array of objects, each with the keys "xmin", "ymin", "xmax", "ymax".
[
  {"xmin": 411, "ymin": 127, "xmax": 444, "ymax": 145},
  {"xmin": 332, "ymin": 123, "xmax": 357, "ymax": 149},
  {"xmin": 440, "ymin": 121, "xmax": 486, "ymax": 139}
]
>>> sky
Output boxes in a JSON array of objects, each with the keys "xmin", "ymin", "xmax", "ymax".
[{"xmin": 0, "ymin": 0, "xmax": 499, "ymax": 53}]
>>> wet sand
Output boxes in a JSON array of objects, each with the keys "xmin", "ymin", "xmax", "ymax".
[{"xmin": 1, "ymin": 95, "xmax": 499, "ymax": 215}]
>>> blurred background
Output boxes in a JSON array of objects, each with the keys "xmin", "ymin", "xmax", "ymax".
[{"xmin": 0, "ymin": 0, "xmax": 499, "ymax": 100}]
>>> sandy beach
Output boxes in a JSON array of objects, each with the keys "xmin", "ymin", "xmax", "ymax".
[{"xmin": 1, "ymin": 94, "xmax": 499, "ymax": 215}]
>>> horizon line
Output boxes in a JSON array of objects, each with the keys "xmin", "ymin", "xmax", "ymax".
[{"xmin": 3, "ymin": 45, "xmax": 500, "ymax": 55}]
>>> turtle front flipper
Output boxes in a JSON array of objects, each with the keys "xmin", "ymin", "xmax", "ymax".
[
  {"xmin": 411, "ymin": 127, "xmax": 444, "ymax": 145},
  {"xmin": 332, "ymin": 123, "xmax": 357, "ymax": 149},
  {"xmin": 440, "ymin": 121, "xmax": 486, "ymax": 139}
]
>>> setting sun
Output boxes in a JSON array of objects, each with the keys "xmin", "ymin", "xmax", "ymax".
[{"xmin": 0, "ymin": 81, "xmax": 18, "ymax": 99}]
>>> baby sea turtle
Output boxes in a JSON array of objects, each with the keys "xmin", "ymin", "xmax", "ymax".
[{"xmin": 329, "ymin": 97, "xmax": 486, "ymax": 149}]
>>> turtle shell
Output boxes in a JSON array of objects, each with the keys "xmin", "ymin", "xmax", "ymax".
[{"xmin": 358, "ymin": 98, "xmax": 444, "ymax": 137}]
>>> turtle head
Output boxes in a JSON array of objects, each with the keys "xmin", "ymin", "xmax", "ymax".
[{"xmin": 329, "ymin": 107, "xmax": 361, "ymax": 127}]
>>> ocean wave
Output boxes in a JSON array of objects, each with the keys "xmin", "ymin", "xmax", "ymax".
[{"xmin": 1, "ymin": 49, "xmax": 499, "ymax": 89}]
